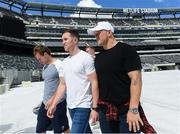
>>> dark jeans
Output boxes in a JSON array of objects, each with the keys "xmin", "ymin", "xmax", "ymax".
[
  {"xmin": 36, "ymin": 101, "xmax": 69, "ymax": 133},
  {"xmin": 99, "ymin": 106, "xmax": 141, "ymax": 133},
  {"xmin": 68, "ymin": 108, "xmax": 92, "ymax": 133}
]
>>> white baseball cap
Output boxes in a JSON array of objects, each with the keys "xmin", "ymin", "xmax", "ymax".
[{"xmin": 87, "ymin": 21, "xmax": 114, "ymax": 35}]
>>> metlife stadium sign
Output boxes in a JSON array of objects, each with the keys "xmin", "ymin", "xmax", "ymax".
[{"xmin": 123, "ymin": 8, "xmax": 158, "ymax": 13}]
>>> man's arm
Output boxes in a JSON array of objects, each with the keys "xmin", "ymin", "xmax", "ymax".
[
  {"xmin": 87, "ymin": 71, "xmax": 99, "ymax": 122},
  {"xmin": 127, "ymin": 70, "xmax": 144, "ymax": 132},
  {"xmin": 128, "ymin": 70, "xmax": 142, "ymax": 108},
  {"xmin": 47, "ymin": 76, "xmax": 66, "ymax": 118}
]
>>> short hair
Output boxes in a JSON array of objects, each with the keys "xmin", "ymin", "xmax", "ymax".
[
  {"xmin": 62, "ymin": 29, "xmax": 80, "ymax": 41},
  {"xmin": 33, "ymin": 44, "xmax": 51, "ymax": 56}
]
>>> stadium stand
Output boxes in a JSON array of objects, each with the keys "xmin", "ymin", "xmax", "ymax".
[{"xmin": 0, "ymin": 0, "xmax": 180, "ymax": 86}]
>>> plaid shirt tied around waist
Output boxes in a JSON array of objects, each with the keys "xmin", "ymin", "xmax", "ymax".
[{"xmin": 98, "ymin": 99, "xmax": 156, "ymax": 134}]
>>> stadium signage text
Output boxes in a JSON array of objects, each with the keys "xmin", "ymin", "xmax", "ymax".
[{"xmin": 123, "ymin": 8, "xmax": 158, "ymax": 13}]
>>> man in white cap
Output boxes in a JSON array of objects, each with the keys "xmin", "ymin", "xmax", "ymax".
[{"xmin": 87, "ymin": 21, "xmax": 144, "ymax": 133}]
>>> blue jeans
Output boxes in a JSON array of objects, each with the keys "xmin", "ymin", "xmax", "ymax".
[
  {"xmin": 68, "ymin": 108, "xmax": 92, "ymax": 133},
  {"xmin": 99, "ymin": 106, "xmax": 141, "ymax": 133}
]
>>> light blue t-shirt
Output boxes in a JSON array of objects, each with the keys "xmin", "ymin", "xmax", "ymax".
[{"xmin": 42, "ymin": 59, "xmax": 65, "ymax": 104}]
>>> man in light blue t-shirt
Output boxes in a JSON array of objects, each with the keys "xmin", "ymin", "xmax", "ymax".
[{"xmin": 33, "ymin": 45, "xmax": 69, "ymax": 133}]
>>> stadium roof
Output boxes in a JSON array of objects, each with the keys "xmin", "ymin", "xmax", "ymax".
[{"xmin": 1, "ymin": 0, "xmax": 180, "ymax": 18}]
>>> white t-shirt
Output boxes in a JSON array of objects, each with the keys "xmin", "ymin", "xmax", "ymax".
[{"xmin": 60, "ymin": 50, "xmax": 95, "ymax": 109}]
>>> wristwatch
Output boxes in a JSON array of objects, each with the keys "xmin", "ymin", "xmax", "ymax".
[
  {"xmin": 128, "ymin": 108, "xmax": 139, "ymax": 114},
  {"xmin": 92, "ymin": 107, "xmax": 99, "ymax": 112}
]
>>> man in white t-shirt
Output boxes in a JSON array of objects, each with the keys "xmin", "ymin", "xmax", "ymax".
[{"xmin": 47, "ymin": 29, "xmax": 99, "ymax": 133}]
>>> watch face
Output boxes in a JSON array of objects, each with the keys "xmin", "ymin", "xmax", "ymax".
[
  {"xmin": 92, "ymin": 107, "xmax": 99, "ymax": 112},
  {"xmin": 129, "ymin": 108, "xmax": 139, "ymax": 114},
  {"xmin": 133, "ymin": 108, "xmax": 138, "ymax": 113}
]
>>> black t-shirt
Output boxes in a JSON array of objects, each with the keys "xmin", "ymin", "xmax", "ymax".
[{"xmin": 95, "ymin": 42, "xmax": 142, "ymax": 105}]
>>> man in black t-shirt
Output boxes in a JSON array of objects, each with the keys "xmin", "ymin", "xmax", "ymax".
[{"xmin": 87, "ymin": 21, "xmax": 144, "ymax": 133}]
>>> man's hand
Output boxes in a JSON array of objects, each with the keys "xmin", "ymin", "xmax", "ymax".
[
  {"xmin": 90, "ymin": 110, "xmax": 99, "ymax": 123},
  {"xmin": 47, "ymin": 105, "xmax": 56, "ymax": 118},
  {"xmin": 127, "ymin": 111, "xmax": 144, "ymax": 132},
  {"xmin": 45, "ymin": 98, "xmax": 53, "ymax": 110}
]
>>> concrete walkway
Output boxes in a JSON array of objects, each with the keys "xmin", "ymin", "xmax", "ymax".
[{"xmin": 0, "ymin": 70, "xmax": 180, "ymax": 133}]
